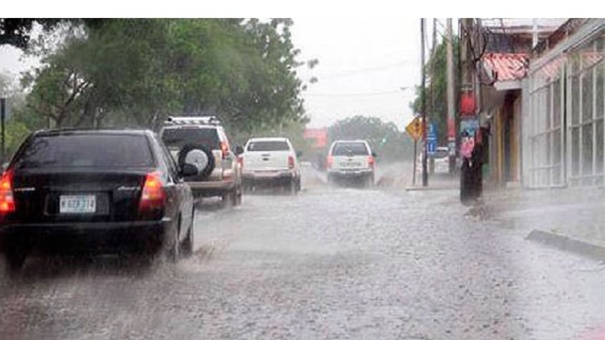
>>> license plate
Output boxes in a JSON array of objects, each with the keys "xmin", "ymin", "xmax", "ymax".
[
  {"xmin": 60, "ymin": 195, "xmax": 96, "ymax": 214},
  {"xmin": 255, "ymin": 171, "xmax": 279, "ymax": 177},
  {"xmin": 344, "ymin": 162, "xmax": 361, "ymax": 168}
]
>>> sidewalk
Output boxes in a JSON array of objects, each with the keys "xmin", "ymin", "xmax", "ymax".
[
  {"xmin": 403, "ymin": 176, "xmax": 460, "ymax": 191},
  {"xmin": 373, "ymin": 161, "xmax": 605, "ymax": 260},
  {"xmin": 482, "ymin": 186, "xmax": 605, "ymax": 260},
  {"xmin": 373, "ymin": 161, "xmax": 460, "ymax": 190}
]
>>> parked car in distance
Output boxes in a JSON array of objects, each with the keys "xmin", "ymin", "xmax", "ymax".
[
  {"xmin": 239, "ymin": 137, "xmax": 301, "ymax": 194},
  {"xmin": 432, "ymin": 146, "xmax": 449, "ymax": 174},
  {"xmin": 159, "ymin": 116, "xmax": 242, "ymax": 206},
  {"xmin": 326, "ymin": 140, "xmax": 375, "ymax": 187},
  {"xmin": 0, "ymin": 129, "xmax": 196, "ymax": 273},
  {"xmin": 416, "ymin": 146, "xmax": 451, "ymax": 175}
]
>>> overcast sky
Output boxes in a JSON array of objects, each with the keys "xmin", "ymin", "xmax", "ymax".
[
  {"xmin": 292, "ymin": 18, "xmax": 420, "ymax": 128},
  {"xmin": 291, "ymin": 18, "xmax": 423, "ymax": 131}
]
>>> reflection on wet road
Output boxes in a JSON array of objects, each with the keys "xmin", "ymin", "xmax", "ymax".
[{"xmin": 1, "ymin": 168, "xmax": 604, "ymax": 339}]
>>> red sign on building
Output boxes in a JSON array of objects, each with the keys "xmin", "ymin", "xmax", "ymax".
[
  {"xmin": 303, "ymin": 128, "xmax": 328, "ymax": 149},
  {"xmin": 459, "ymin": 92, "xmax": 476, "ymax": 117}
]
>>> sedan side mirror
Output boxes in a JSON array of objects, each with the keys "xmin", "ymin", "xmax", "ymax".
[
  {"xmin": 234, "ymin": 146, "xmax": 244, "ymax": 156},
  {"xmin": 180, "ymin": 163, "xmax": 199, "ymax": 177}
]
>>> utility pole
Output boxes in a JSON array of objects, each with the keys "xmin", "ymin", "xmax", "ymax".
[
  {"xmin": 446, "ymin": 18, "xmax": 456, "ymax": 174},
  {"xmin": 428, "ymin": 18, "xmax": 437, "ymax": 176},
  {"xmin": 421, "ymin": 18, "xmax": 428, "ymax": 187},
  {"xmin": 459, "ymin": 18, "xmax": 471, "ymax": 203},
  {"xmin": 412, "ymin": 138, "xmax": 417, "ymax": 186}
]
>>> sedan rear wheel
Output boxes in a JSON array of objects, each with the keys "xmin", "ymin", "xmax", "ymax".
[
  {"xmin": 180, "ymin": 220, "xmax": 194, "ymax": 258},
  {"xmin": 167, "ymin": 216, "xmax": 181, "ymax": 262},
  {"xmin": 4, "ymin": 249, "xmax": 27, "ymax": 274}
]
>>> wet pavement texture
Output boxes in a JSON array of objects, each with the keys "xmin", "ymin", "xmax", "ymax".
[{"xmin": 0, "ymin": 168, "xmax": 604, "ymax": 340}]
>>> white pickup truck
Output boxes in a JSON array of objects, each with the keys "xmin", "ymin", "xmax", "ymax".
[{"xmin": 240, "ymin": 137, "xmax": 302, "ymax": 194}]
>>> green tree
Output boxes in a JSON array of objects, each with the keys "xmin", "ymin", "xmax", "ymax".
[
  {"xmin": 410, "ymin": 35, "xmax": 459, "ymax": 144},
  {"xmin": 0, "ymin": 19, "xmax": 65, "ymax": 49},
  {"xmin": 14, "ymin": 19, "xmax": 309, "ymax": 134},
  {"xmin": 0, "ymin": 72, "xmax": 31, "ymax": 160}
]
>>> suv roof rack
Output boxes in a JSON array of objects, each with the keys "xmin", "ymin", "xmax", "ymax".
[{"xmin": 164, "ymin": 116, "xmax": 222, "ymax": 126}]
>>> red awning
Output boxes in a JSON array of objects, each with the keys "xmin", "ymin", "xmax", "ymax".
[{"xmin": 481, "ymin": 53, "xmax": 529, "ymax": 89}]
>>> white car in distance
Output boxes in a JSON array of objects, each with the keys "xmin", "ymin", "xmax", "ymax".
[
  {"xmin": 326, "ymin": 140, "xmax": 376, "ymax": 187},
  {"xmin": 239, "ymin": 137, "xmax": 302, "ymax": 194}
]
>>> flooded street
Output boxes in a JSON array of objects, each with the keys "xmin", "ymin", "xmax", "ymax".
[{"xmin": 1, "ymin": 167, "xmax": 604, "ymax": 340}]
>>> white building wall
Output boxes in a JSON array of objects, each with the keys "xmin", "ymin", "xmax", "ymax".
[{"xmin": 524, "ymin": 21, "xmax": 605, "ymax": 188}]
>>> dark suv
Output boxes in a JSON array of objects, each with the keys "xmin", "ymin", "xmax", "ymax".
[{"xmin": 0, "ymin": 129, "xmax": 196, "ymax": 272}]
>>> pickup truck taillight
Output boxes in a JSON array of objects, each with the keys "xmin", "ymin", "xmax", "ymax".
[
  {"xmin": 326, "ymin": 156, "xmax": 333, "ymax": 168},
  {"xmin": 237, "ymin": 155, "xmax": 244, "ymax": 170},
  {"xmin": 368, "ymin": 156, "xmax": 375, "ymax": 168},
  {"xmin": 139, "ymin": 171, "xmax": 166, "ymax": 219},
  {"xmin": 288, "ymin": 156, "xmax": 295, "ymax": 169},
  {"xmin": 0, "ymin": 170, "xmax": 15, "ymax": 213}
]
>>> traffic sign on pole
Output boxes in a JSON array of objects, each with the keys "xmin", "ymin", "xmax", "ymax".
[
  {"xmin": 405, "ymin": 117, "xmax": 423, "ymax": 141},
  {"xmin": 427, "ymin": 122, "xmax": 437, "ymax": 156}
]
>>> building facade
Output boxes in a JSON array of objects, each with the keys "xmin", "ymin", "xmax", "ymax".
[{"xmin": 523, "ymin": 19, "xmax": 605, "ymax": 188}]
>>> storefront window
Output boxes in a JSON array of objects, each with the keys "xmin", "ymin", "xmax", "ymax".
[
  {"xmin": 572, "ymin": 127, "xmax": 580, "ymax": 176},
  {"xmin": 582, "ymin": 71, "xmax": 593, "ymax": 122},
  {"xmin": 571, "ymin": 75, "xmax": 580, "ymax": 125},
  {"xmin": 582, "ymin": 124, "xmax": 593, "ymax": 176},
  {"xmin": 553, "ymin": 79, "xmax": 561, "ymax": 127},
  {"xmin": 596, "ymin": 122, "xmax": 604, "ymax": 174},
  {"xmin": 597, "ymin": 63, "xmax": 604, "ymax": 119}
]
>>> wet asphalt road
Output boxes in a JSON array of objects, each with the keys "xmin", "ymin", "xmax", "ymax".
[{"xmin": 0, "ymin": 167, "xmax": 604, "ymax": 340}]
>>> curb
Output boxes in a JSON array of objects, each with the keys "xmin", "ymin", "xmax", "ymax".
[
  {"xmin": 526, "ymin": 229, "xmax": 605, "ymax": 261},
  {"xmin": 405, "ymin": 186, "xmax": 459, "ymax": 192}
]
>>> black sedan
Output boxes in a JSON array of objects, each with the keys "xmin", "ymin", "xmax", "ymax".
[{"xmin": 0, "ymin": 129, "xmax": 197, "ymax": 272}]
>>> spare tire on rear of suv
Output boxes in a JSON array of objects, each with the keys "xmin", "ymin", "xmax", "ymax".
[{"xmin": 177, "ymin": 144, "xmax": 215, "ymax": 180}]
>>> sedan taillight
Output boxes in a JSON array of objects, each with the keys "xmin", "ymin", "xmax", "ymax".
[
  {"xmin": 0, "ymin": 170, "xmax": 15, "ymax": 214},
  {"xmin": 139, "ymin": 171, "xmax": 166, "ymax": 219}
]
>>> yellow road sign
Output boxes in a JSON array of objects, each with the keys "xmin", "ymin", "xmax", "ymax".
[{"xmin": 406, "ymin": 117, "xmax": 423, "ymax": 141}]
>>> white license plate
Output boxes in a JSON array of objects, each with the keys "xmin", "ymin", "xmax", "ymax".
[
  {"xmin": 344, "ymin": 162, "xmax": 361, "ymax": 168},
  {"xmin": 255, "ymin": 171, "xmax": 279, "ymax": 177},
  {"xmin": 60, "ymin": 195, "xmax": 96, "ymax": 214}
]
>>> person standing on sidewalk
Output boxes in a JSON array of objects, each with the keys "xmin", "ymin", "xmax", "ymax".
[
  {"xmin": 460, "ymin": 129, "xmax": 485, "ymax": 205},
  {"xmin": 460, "ymin": 131, "xmax": 474, "ymax": 204}
]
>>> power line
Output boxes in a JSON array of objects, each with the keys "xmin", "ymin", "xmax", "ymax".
[
  {"xmin": 305, "ymin": 88, "xmax": 413, "ymax": 98},
  {"xmin": 316, "ymin": 60, "xmax": 418, "ymax": 80}
]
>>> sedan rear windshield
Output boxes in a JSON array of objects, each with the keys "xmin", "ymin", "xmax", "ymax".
[
  {"xmin": 331, "ymin": 142, "xmax": 369, "ymax": 156},
  {"xmin": 247, "ymin": 141, "xmax": 290, "ymax": 152},
  {"xmin": 161, "ymin": 127, "xmax": 220, "ymax": 149},
  {"xmin": 15, "ymin": 134, "xmax": 154, "ymax": 169}
]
